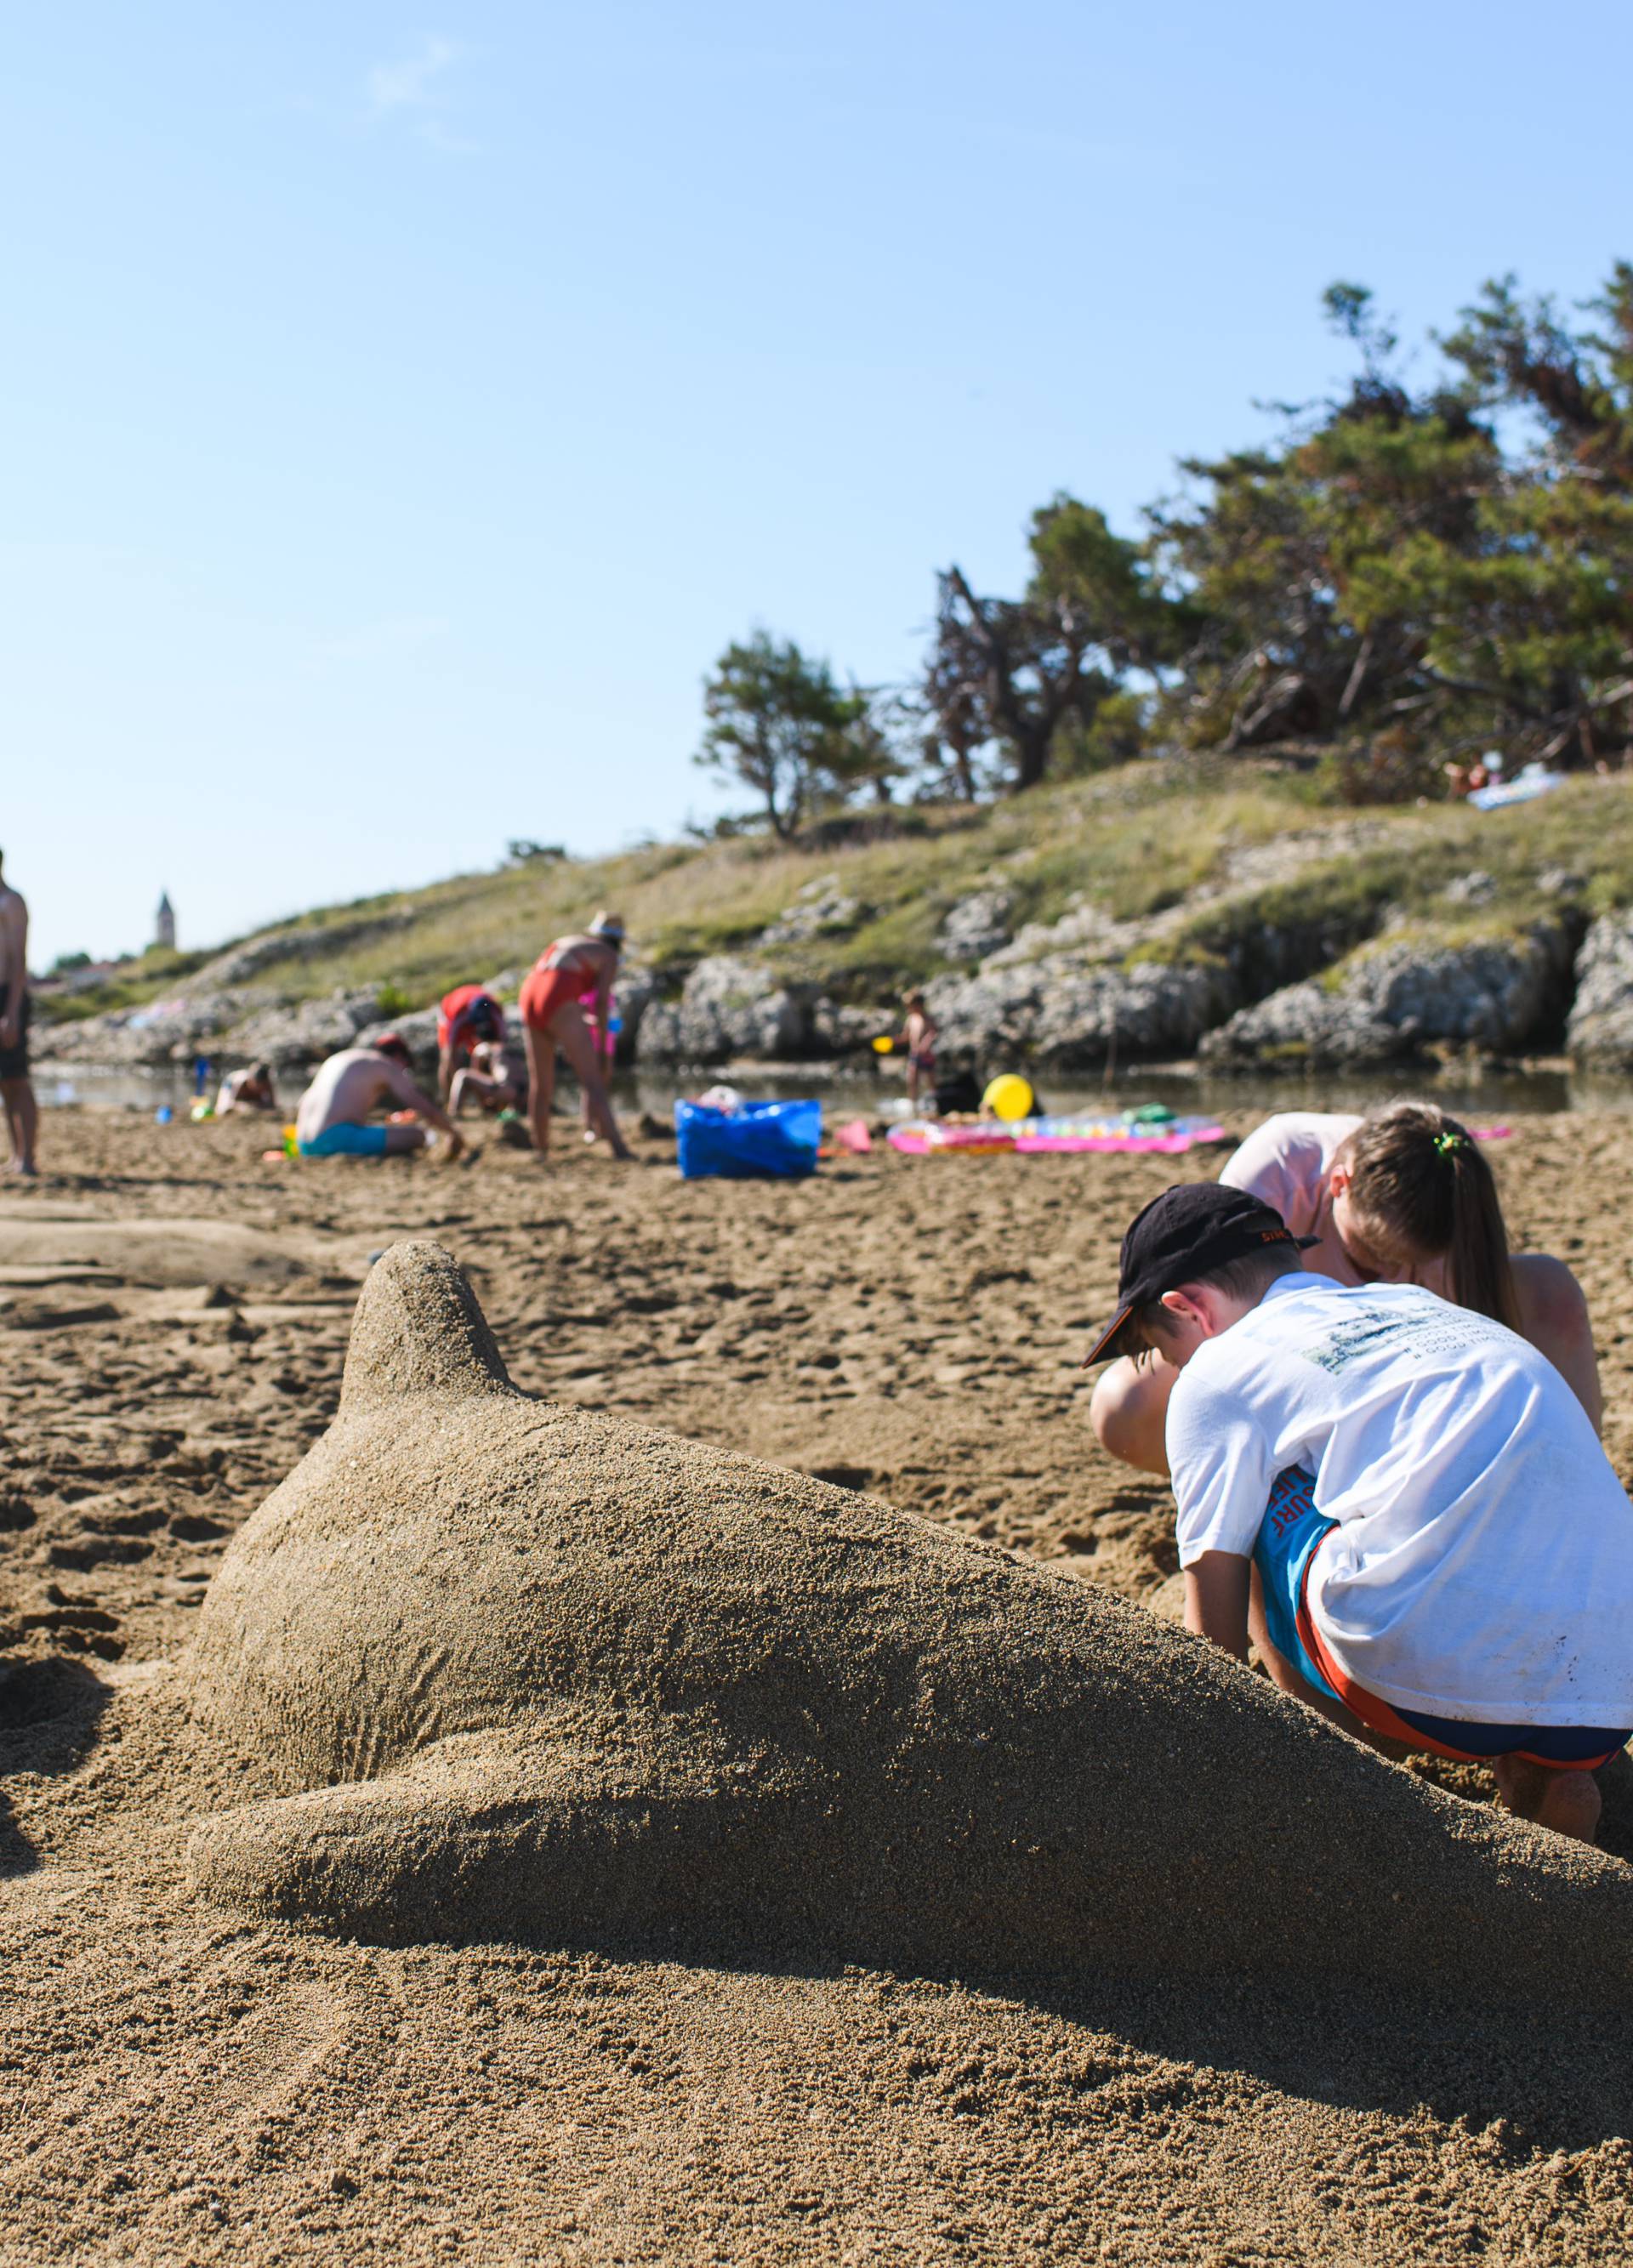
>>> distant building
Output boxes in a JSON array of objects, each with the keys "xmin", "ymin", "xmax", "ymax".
[{"xmin": 155, "ymin": 891, "xmax": 176, "ymax": 952}]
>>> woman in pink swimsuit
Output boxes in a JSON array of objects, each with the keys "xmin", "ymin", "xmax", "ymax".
[{"xmin": 516, "ymin": 913, "xmax": 631, "ymax": 1162}]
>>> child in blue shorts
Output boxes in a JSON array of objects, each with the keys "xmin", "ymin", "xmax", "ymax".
[{"xmin": 1083, "ymin": 1182, "xmax": 1633, "ymax": 1845}]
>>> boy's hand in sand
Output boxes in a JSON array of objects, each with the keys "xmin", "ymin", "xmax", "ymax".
[{"xmin": 1183, "ymin": 1553, "xmax": 1251, "ymax": 1662}]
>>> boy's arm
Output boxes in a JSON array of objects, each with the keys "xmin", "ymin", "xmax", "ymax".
[
  {"xmin": 1184, "ymin": 1553, "xmax": 1252, "ymax": 1661},
  {"xmin": 1167, "ymin": 1370, "xmax": 1277, "ymax": 1652},
  {"xmin": 389, "ymin": 1061, "xmax": 461, "ymax": 1143}
]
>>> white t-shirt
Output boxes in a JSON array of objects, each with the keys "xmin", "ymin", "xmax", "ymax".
[
  {"xmin": 1218, "ymin": 1112, "xmax": 1363, "ymax": 1286},
  {"xmin": 1166, "ymin": 1272, "xmax": 1633, "ymax": 1725}
]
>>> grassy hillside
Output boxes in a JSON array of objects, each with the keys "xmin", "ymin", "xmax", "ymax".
[{"xmin": 43, "ymin": 762, "xmax": 1633, "ymax": 1024}]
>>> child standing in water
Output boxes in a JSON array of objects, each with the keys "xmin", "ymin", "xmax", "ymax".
[
  {"xmin": 900, "ymin": 991, "xmax": 938, "ymax": 1109},
  {"xmin": 1090, "ymin": 1103, "xmax": 1601, "ymax": 1475}
]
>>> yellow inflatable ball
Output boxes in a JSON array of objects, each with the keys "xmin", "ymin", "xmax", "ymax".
[{"xmin": 982, "ymin": 1073, "xmax": 1034, "ymax": 1123}]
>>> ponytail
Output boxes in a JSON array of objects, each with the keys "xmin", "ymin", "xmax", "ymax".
[{"xmin": 1340, "ymin": 1102, "xmax": 1520, "ymax": 1329}]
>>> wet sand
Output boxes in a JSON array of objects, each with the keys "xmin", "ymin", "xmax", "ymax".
[{"xmin": 3, "ymin": 1106, "xmax": 1632, "ymax": 2263}]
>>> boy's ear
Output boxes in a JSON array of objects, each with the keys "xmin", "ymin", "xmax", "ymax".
[{"xmin": 1159, "ymin": 1287, "xmax": 1203, "ymax": 1324}]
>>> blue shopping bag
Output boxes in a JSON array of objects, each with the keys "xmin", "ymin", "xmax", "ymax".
[{"xmin": 674, "ymin": 1098, "xmax": 822, "ymax": 1180}]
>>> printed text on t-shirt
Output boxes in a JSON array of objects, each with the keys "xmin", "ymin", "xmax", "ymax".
[{"xmin": 1300, "ymin": 1304, "xmax": 1505, "ymax": 1377}]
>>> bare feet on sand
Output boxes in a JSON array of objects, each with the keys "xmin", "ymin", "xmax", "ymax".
[{"xmin": 1494, "ymin": 1757, "xmax": 1603, "ymax": 1844}]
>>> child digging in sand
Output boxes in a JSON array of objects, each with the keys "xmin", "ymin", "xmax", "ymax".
[
  {"xmin": 1082, "ymin": 1182, "xmax": 1633, "ymax": 1844},
  {"xmin": 1091, "ymin": 1103, "xmax": 1601, "ymax": 1475},
  {"xmin": 449, "ymin": 1037, "xmax": 526, "ymax": 1119},
  {"xmin": 294, "ymin": 1035, "xmax": 464, "ymax": 1161}
]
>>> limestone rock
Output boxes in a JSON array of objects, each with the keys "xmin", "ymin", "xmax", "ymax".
[
  {"xmin": 1568, "ymin": 912, "xmax": 1633, "ymax": 1068},
  {"xmin": 608, "ymin": 964, "xmax": 663, "ymax": 1061},
  {"xmin": 1203, "ymin": 923, "xmax": 1574, "ymax": 1068},
  {"xmin": 926, "ymin": 956, "xmax": 1238, "ymax": 1071},
  {"xmin": 186, "ymin": 1242, "xmax": 1633, "ymax": 2001},
  {"xmin": 229, "ymin": 987, "xmax": 384, "ymax": 1069},
  {"xmin": 810, "ymin": 997, "xmax": 885, "ymax": 1054},
  {"xmin": 760, "ymin": 877, "xmax": 864, "ymax": 946},
  {"xmin": 35, "ymin": 988, "xmax": 269, "ymax": 1067},
  {"xmin": 637, "ymin": 957, "xmax": 816, "ymax": 1064},
  {"xmin": 982, "ymin": 901, "xmax": 1142, "ymax": 969},
  {"xmin": 937, "ymin": 890, "xmax": 1014, "ymax": 963}
]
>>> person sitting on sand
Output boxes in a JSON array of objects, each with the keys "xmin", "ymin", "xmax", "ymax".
[
  {"xmin": 1090, "ymin": 1104, "xmax": 1601, "ymax": 1475},
  {"xmin": 1083, "ymin": 1181, "xmax": 1633, "ymax": 1844},
  {"xmin": 516, "ymin": 914, "xmax": 631, "ymax": 1162},
  {"xmin": 214, "ymin": 1061, "xmax": 278, "ymax": 1117},
  {"xmin": 899, "ymin": 991, "xmax": 938, "ymax": 1109},
  {"xmin": 436, "ymin": 986, "xmax": 507, "ymax": 1101},
  {"xmin": 294, "ymin": 1035, "xmax": 463, "ymax": 1161},
  {"xmin": 449, "ymin": 1037, "xmax": 527, "ymax": 1118}
]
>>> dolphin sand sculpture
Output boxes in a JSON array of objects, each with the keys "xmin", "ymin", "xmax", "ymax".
[{"xmin": 189, "ymin": 1241, "xmax": 1633, "ymax": 1998}]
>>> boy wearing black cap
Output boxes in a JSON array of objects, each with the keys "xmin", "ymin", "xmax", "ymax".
[{"xmin": 1084, "ymin": 1183, "xmax": 1633, "ymax": 1845}]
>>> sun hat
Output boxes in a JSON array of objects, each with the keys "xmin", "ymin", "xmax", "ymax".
[
  {"xmin": 1080, "ymin": 1182, "xmax": 1317, "ymax": 1367},
  {"xmin": 589, "ymin": 911, "xmax": 625, "ymax": 944}
]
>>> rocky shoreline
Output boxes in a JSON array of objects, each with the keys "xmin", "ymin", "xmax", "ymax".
[{"xmin": 36, "ymin": 863, "xmax": 1633, "ymax": 1082}]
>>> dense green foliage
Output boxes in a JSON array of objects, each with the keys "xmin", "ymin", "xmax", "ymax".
[
  {"xmin": 1152, "ymin": 271, "xmax": 1633, "ymax": 792},
  {"xmin": 700, "ymin": 264, "xmax": 1633, "ymax": 827},
  {"xmin": 694, "ymin": 633, "xmax": 893, "ymax": 838}
]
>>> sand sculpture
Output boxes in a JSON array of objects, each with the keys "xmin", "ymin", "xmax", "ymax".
[{"xmin": 189, "ymin": 1241, "xmax": 1633, "ymax": 1998}]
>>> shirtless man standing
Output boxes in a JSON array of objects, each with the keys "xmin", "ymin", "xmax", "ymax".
[
  {"xmin": 294, "ymin": 1034, "xmax": 464, "ymax": 1161},
  {"xmin": 0, "ymin": 850, "xmax": 37, "ymax": 1176}
]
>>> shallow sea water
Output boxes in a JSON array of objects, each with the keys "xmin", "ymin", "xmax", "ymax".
[{"xmin": 34, "ymin": 1053, "xmax": 1631, "ymax": 1124}]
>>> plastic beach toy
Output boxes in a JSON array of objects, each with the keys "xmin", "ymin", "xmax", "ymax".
[
  {"xmin": 886, "ymin": 1111, "xmax": 1229, "ymax": 1158},
  {"xmin": 872, "ymin": 1035, "xmax": 895, "ymax": 1054},
  {"xmin": 885, "ymin": 1122, "xmax": 1017, "ymax": 1156},
  {"xmin": 982, "ymin": 1074, "xmax": 1034, "ymax": 1122}
]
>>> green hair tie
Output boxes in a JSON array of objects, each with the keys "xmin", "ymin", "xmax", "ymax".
[{"xmin": 1432, "ymin": 1129, "xmax": 1469, "ymax": 1158}]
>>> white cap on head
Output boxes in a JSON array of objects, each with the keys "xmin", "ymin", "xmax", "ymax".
[{"xmin": 589, "ymin": 911, "xmax": 625, "ymax": 945}]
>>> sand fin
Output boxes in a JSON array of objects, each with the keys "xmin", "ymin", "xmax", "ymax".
[
  {"xmin": 188, "ymin": 1730, "xmax": 744, "ymax": 1950},
  {"xmin": 339, "ymin": 1241, "xmax": 514, "ymax": 1413}
]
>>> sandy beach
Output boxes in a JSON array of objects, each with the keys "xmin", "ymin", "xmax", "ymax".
[{"xmin": 6, "ymin": 1104, "xmax": 1633, "ymax": 2264}]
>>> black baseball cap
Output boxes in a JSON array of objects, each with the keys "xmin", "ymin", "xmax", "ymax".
[{"xmin": 1080, "ymin": 1182, "xmax": 1317, "ymax": 1367}]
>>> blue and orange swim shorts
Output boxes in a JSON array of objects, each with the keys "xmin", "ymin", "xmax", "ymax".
[{"xmin": 1253, "ymin": 1467, "xmax": 1630, "ymax": 1771}]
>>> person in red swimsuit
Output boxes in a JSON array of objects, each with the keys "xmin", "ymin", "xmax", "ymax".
[
  {"xmin": 517, "ymin": 913, "xmax": 631, "ymax": 1161},
  {"xmin": 436, "ymin": 986, "xmax": 506, "ymax": 1102}
]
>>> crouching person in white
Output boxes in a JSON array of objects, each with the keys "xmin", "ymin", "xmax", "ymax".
[{"xmin": 1083, "ymin": 1183, "xmax": 1633, "ymax": 1845}]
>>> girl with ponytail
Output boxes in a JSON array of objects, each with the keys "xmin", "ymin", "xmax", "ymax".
[{"xmin": 1091, "ymin": 1100, "xmax": 1601, "ymax": 1475}]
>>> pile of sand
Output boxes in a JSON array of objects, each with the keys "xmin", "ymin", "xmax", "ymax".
[
  {"xmin": 8, "ymin": 1108, "xmax": 1633, "ymax": 2262},
  {"xmin": 189, "ymin": 1241, "xmax": 1633, "ymax": 2002}
]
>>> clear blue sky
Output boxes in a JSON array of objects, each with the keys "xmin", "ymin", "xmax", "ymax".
[{"xmin": 7, "ymin": 2, "xmax": 1630, "ymax": 968}]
